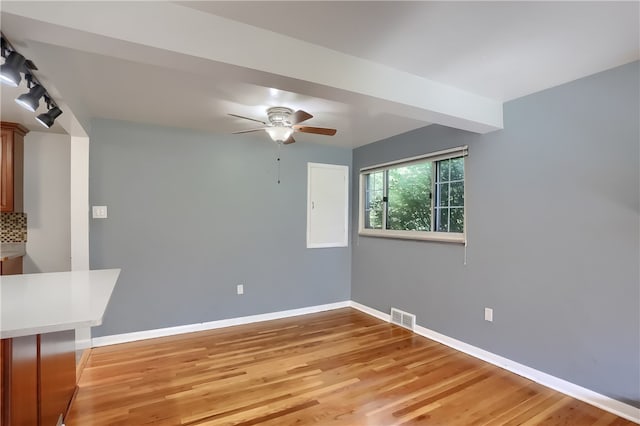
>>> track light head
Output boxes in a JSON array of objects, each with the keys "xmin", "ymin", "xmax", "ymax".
[
  {"xmin": 15, "ymin": 83, "xmax": 46, "ymax": 112},
  {"xmin": 36, "ymin": 106, "xmax": 63, "ymax": 128},
  {"xmin": 0, "ymin": 51, "xmax": 26, "ymax": 87}
]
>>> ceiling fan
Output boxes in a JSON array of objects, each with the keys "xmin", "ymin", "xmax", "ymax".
[{"xmin": 229, "ymin": 107, "xmax": 337, "ymax": 144}]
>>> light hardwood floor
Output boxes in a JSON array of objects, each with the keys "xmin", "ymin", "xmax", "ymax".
[{"xmin": 66, "ymin": 308, "xmax": 635, "ymax": 425}]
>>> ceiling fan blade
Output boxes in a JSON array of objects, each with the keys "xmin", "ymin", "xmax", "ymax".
[
  {"xmin": 293, "ymin": 126, "xmax": 337, "ymax": 136},
  {"xmin": 232, "ymin": 128, "xmax": 268, "ymax": 134},
  {"xmin": 290, "ymin": 110, "xmax": 313, "ymax": 125},
  {"xmin": 228, "ymin": 113, "xmax": 266, "ymax": 125},
  {"xmin": 283, "ymin": 135, "xmax": 296, "ymax": 145}
]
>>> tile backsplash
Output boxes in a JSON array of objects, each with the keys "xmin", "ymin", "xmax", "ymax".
[{"xmin": 1, "ymin": 212, "xmax": 27, "ymax": 243}]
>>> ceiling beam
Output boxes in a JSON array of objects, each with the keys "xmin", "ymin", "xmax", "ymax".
[{"xmin": 1, "ymin": 1, "xmax": 503, "ymax": 134}]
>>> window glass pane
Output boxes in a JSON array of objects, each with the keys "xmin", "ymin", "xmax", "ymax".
[
  {"xmin": 450, "ymin": 157, "xmax": 464, "ymax": 181},
  {"xmin": 365, "ymin": 205, "xmax": 383, "ymax": 229},
  {"xmin": 450, "ymin": 181, "xmax": 464, "ymax": 207},
  {"xmin": 386, "ymin": 162, "xmax": 432, "ymax": 231},
  {"xmin": 434, "ymin": 156, "xmax": 464, "ymax": 234},
  {"xmin": 437, "ymin": 208, "xmax": 449, "ymax": 232},
  {"xmin": 450, "ymin": 208, "xmax": 464, "ymax": 233},
  {"xmin": 437, "ymin": 183, "xmax": 449, "ymax": 207},
  {"xmin": 365, "ymin": 172, "xmax": 384, "ymax": 229},
  {"xmin": 372, "ymin": 172, "xmax": 383, "ymax": 192},
  {"xmin": 361, "ymin": 153, "xmax": 465, "ymax": 238},
  {"xmin": 438, "ymin": 159, "xmax": 450, "ymax": 182}
]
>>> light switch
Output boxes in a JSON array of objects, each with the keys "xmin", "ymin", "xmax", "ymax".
[
  {"xmin": 484, "ymin": 307, "xmax": 493, "ymax": 322},
  {"xmin": 92, "ymin": 206, "xmax": 108, "ymax": 219}
]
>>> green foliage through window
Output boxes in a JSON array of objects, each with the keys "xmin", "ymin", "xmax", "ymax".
[
  {"xmin": 362, "ymin": 155, "xmax": 465, "ymax": 235},
  {"xmin": 387, "ymin": 162, "xmax": 432, "ymax": 231}
]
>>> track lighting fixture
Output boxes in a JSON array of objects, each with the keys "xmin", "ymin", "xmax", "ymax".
[
  {"xmin": 0, "ymin": 51, "xmax": 26, "ymax": 87},
  {"xmin": 1, "ymin": 33, "xmax": 63, "ymax": 127},
  {"xmin": 16, "ymin": 82, "xmax": 46, "ymax": 112},
  {"xmin": 36, "ymin": 106, "xmax": 63, "ymax": 129}
]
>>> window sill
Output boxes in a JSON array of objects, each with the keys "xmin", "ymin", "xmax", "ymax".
[{"xmin": 358, "ymin": 229, "xmax": 466, "ymax": 244}]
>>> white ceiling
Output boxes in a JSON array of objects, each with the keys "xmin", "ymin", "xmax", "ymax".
[
  {"xmin": 1, "ymin": 1, "xmax": 638, "ymax": 148},
  {"xmin": 183, "ymin": 1, "xmax": 639, "ymax": 101}
]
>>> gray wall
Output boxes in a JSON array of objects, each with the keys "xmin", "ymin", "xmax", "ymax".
[
  {"xmin": 89, "ymin": 119, "xmax": 351, "ymax": 337},
  {"xmin": 23, "ymin": 131, "xmax": 71, "ymax": 273},
  {"xmin": 352, "ymin": 61, "xmax": 640, "ymax": 406}
]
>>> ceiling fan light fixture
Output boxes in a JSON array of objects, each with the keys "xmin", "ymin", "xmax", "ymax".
[
  {"xmin": 0, "ymin": 51, "xmax": 25, "ymax": 87},
  {"xmin": 266, "ymin": 126, "xmax": 294, "ymax": 143},
  {"xmin": 15, "ymin": 83, "xmax": 46, "ymax": 112},
  {"xmin": 231, "ymin": 107, "xmax": 335, "ymax": 145}
]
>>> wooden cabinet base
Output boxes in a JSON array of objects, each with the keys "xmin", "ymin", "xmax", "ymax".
[
  {"xmin": 1, "ymin": 330, "xmax": 76, "ymax": 426},
  {"xmin": 1, "ymin": 336, "xmax": 38, "ymax": 426},
  {"xmin": 39, "ymin": 330, "xmax": 76, "ymax": 426},
  {"xmin": 0, "ymin": 257, "xmax": 23, "ymax": 276}
]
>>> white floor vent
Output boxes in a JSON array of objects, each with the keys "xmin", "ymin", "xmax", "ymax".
[{"xmin": 390, "ymin": 308, "xmax": 416, "ymax": 331}]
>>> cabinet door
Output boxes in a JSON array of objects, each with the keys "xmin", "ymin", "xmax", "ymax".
[
  {"xmin": 40, "ymin": 330, "xmax": 76, "ymax": 426},
  {"xmin": 0, "ymin": 122, "xmax": 27, "ymax": 213},
  {"xmin": 1, "ymin": 128, "xmax": 14, "ymax": 212},
  {"xmin": 1, "ymin": 336, "xmax": 38, "ymax": 426}
]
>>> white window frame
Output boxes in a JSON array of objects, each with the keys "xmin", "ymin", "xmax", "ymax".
[{"xmin": 358, "ymin": 146, "xmax": 468, "ymax": 244}]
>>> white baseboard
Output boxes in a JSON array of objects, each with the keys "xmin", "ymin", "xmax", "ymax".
[
  {"xmin": 348, "ymin": 301, "xmax": 640, "ymax": 424},
  {"xmin": 91, "ymin": 301, "xmax": 350, "ymax": 348},
  {"xmin": 75, "ymin": 327, "xmax": 92, "ymax": 351},
  {"xmin": 350, "ymin": 300, "xmax": 391, "ymax": 322}
]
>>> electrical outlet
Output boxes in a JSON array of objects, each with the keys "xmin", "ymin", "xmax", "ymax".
[
  {"xmin": 92, "ymin": 206, "xmax": 108, "ymax": 219},
  {"xmin": 237, "ymin": 284, "xmax": 244, "ymax": 295},
  {"xmin": 484, "ymin": 307, "xmax": 493, "ymax": 322}
]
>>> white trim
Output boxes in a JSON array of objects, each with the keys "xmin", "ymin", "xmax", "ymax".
[
  {"xmin": 350, "ymin": 301, "xmax": 391, "ymax": 322},
  {"xmin": 70, "ymin": 136, "xmax": 92, "ymax": 355},
  {"xmin": 358, "ymin": 173, "xmax": 366, "ymax": 237},
  {"xmin": 91, "ymin": 301, "xmax": 350, "ymax": 347},
  {"xmin": 358, "ymin": 228, "xmax": 465, "ymax": 244},
  {"xmin": 70, "ymin": 136, "xmax": 90, "ymax": 271},
  {"xmin": 360, "ymin": 145, "xmax": 468, "ymax": 173},
  {"xmin": 74, "ymin": 335, "xmax": 92, "ymax": 351},
  {"xmin": 348, "ymin": 301, "xmax": 640, "ymax": 424}
]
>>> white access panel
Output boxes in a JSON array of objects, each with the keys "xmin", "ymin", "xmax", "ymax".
[{"xmin": 307, "ymin": 163, "xmax": 349, "ymax": 248}]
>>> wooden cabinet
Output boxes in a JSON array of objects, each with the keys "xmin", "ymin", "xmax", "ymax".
[
  {"xmin": 1, "ymin": 122, "xmax": 28, "ymax": 213},
  {"xmin": 1, "ymin": 336, "xmax": 39, "ymax": 426},
  {"xmin": 39, "ymin": 331, "xmax": 76, "ymax": 426},
  {"xmin": 0, "ymin": 257, "xmax": 23, "ymax": 275},
  {"xmin": 1, "ymin": 331, "xmax": 76, "ymax": 426}
]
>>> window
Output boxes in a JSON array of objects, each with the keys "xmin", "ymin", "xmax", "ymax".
[{"xmin": 359, "ymin": 146, "xmax": 467, "ymax": 243}]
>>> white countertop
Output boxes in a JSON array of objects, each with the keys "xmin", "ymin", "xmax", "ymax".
[
  {"xmin": 0, "ymin": 269, "xmax": 120, "ymax": 339},
  {"xmin": 0, "ymin": 242, "xmax": 26, "ymax": 261}
]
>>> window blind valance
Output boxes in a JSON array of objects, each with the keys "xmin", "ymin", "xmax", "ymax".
[{"xmin": 360, "ymin": 145, "xmax": 468, "ymax": 174}]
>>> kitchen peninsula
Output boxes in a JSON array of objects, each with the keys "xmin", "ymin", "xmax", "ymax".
[{"xmin": 1, "ymin": 269, "xmax": 120, "ymax": 426}]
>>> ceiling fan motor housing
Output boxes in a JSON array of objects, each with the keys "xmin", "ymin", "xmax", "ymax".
[{"xmin": 267, "ymin": 106, "xmax": 293, "ymax": 126}]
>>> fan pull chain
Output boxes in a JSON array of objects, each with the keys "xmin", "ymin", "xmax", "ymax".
[{"xmin": 276, "ymin": 142, "xmax": 282, "ymax": 184}]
